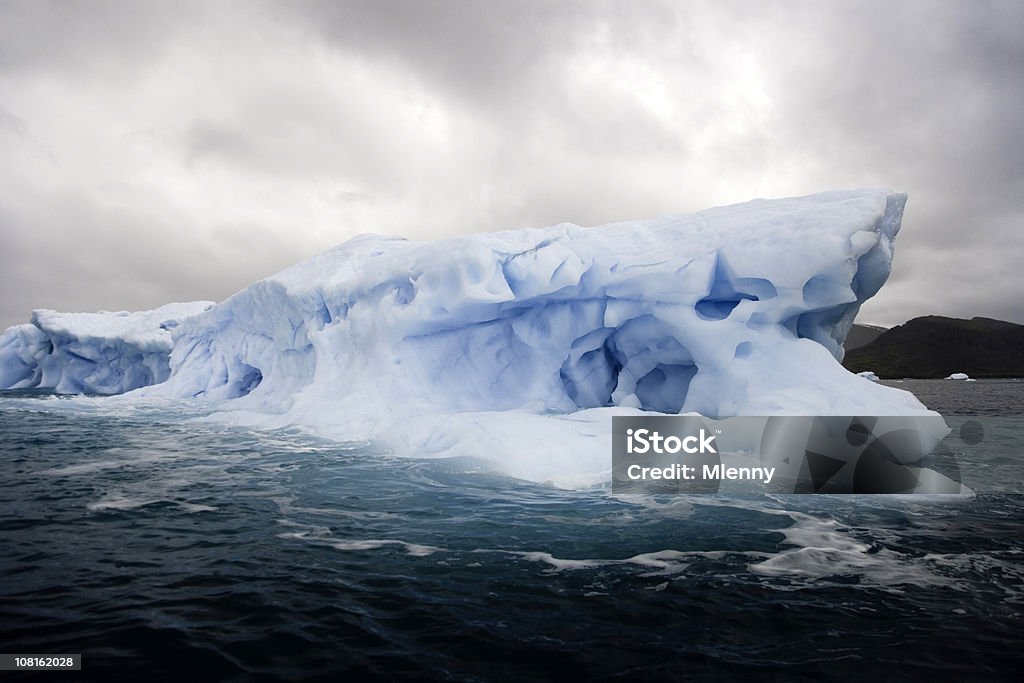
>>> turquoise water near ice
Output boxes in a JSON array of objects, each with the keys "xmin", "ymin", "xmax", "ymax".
[{"xmin": 1, "ymin": 381, "xmax": 1022, "ymax": 681}]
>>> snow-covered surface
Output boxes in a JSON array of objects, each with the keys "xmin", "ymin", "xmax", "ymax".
[
  {"xmin": 946, "ymin": 372, "xmax": 970, "ymax": 380},
  {"xmin": 0, "ymin": 302, "xmax": 213, "ymax": 394},
  {"xmin": 1, "ymin": 189, "xmax": 949, "ymax": 488},
  {"xmin": 857, "ymin": 371, "xmax": 880, "ymax": 381}
]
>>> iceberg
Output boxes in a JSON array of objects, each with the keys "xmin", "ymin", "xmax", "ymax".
[
  {"xmin": 945, "ymin": 372, "xmax": 970, "ymax": 380},
  {"xmin": 0, "ymin": 189, "xmax": 949, "ymax": 487},
  {"xmin": 0, "ymin": 302, "xmax": 213, "ymax": 394},
  {"xmin": 857, "ymin": 371, "xmax": 880, "ymax": 381}
]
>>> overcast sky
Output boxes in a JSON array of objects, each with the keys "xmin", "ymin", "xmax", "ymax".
[{"xmin": 1, "ymin": 0, "xmax": 1022, "ymax": 330}]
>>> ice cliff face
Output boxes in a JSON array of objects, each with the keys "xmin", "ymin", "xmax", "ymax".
[
  {"xmin": 0, "ymin": 302, "xmax": 213, "ymax": 394},
  {"xmin": 0, "ymin": 189, "xmax": 936, "ymax": 484},
  {"xmin": 151, "ymin": 189, "xmax": 918, "ymax": 417}
]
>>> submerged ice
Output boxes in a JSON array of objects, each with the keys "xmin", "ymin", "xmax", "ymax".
[{"xmin": 0, "ymin": 189, "xmax": 945, "ymax": 487}]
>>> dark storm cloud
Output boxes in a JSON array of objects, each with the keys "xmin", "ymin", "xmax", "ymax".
[
  {"xmin": 284, "ymin": 0, "xmax": 606, "ymax": 106},
  {"xmin": 765, "ymin": 1, "xmax": 1024, "ymax": 197},
  {"xmin": 0, "ymin": 0, "xmax": 1021, "ymax": 331},
  {"xmin": 743, "ymin": 1, "xmax": 1024, "ymax": 325},
  {"xmin": 0, "ymin": 0, "xmax": 189, "ymax": 75}
]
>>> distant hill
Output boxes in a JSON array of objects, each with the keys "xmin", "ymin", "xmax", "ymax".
[
  {"xmin": 842, "ymin": 316, "xmax": 1024, "ymax": 379},
  {"xmin": 844, "ymin": 323, "xmax": 888, "ymax": 351}
]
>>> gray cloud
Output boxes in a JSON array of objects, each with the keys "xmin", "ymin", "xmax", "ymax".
[{"xmin": 0, "ymin": 0, "xmax": 1022, "ymax": 331}]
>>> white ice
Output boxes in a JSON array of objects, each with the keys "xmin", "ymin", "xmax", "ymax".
[{"xmin": 0, "ymin": 302, "xmax": 213, "ymax": 394}]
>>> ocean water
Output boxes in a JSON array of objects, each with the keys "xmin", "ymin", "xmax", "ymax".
[{"xmin": 1, "ymin": 381, "xmax": 1022, "ymax": 681}]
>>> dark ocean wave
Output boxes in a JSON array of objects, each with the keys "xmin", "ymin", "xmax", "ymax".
[{"xmin": 1, "ymin": 384, "xmax": 1023, "ymax": 681}]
